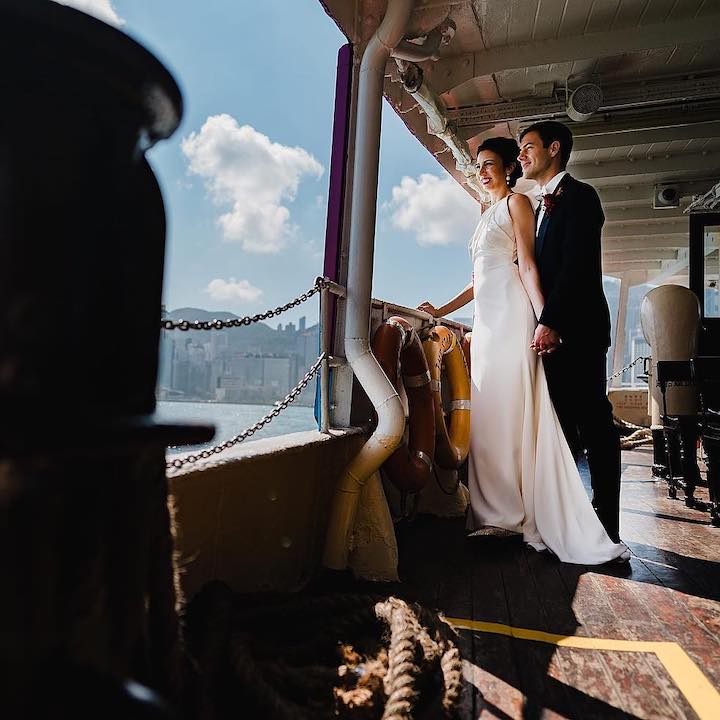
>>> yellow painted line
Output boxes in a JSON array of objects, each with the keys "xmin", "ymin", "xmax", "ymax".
[{"xmin": 446, "ymin": 617, "xmax": 720, "ymax": 720}]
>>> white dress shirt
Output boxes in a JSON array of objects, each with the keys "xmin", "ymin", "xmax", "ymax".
[{"xmin": 536, "ymin": 170, "xmax": 567, "ymax": 230}]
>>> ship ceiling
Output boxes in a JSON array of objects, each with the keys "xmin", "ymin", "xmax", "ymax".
[{"xmin": 319, "ymin": 0, "xmax": 720, "ymax": 283}]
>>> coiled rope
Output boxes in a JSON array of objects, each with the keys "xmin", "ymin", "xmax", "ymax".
[
  {"xmin": 614, "ymin": 415, "xmax": 653, "ymax": 449},
  {"xmin": 184, "ymin": 583, "xmax": 463, "ymax": 720},
  {"xmin": 374, "ymin": 597, "xmax": 461, "ymax": 719}
]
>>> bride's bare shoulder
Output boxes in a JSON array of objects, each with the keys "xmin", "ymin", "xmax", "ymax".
[
  {"xmin": 507, "ymin": 192, "xmax": 534, "ymax": 217},
  {"xmin": 508, "ymin": 192, "xmax": 533, "ymax": 209}
]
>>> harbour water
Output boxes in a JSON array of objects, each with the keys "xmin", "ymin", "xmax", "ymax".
[{"xmin": 158, "ymin": 401, "xmax": 317, "ymax": 454}]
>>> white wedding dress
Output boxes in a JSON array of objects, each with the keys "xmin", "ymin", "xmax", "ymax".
[{"xmin": 466, "ymin": 195, "xmax": 628, "ymax": 565}]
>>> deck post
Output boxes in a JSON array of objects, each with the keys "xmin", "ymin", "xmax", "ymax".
[
  {"xmin": 322, "ymin": 0, "xmax": 413, "ymax": 571},
  {"xmin": 611, "ymin": 273, "xmax": 630, "ymax": 387},
  {"xmin": 320, "ymin": 284, "xmax": 331, "ymax": 432}
]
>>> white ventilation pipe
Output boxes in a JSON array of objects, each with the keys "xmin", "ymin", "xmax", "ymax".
[
  {"xmin": 396, "ymin": 61, "xmax": 485, "ymax": 197},
  {"xmin": 323, "ymin": 0, "xmax": 414, "ymax": 571},
  {"xmin": 392, "ymin": 20, "xmax": 455, "ymax": 62}
]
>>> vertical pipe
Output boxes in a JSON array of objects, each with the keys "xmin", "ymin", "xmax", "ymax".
[
  {"xmin": 320, "ymin": 284, "xmax": 330, "ymax": 433},
  {"xmin": 323, "ymin": 0, "xmax": 413, "ymax": 571}
]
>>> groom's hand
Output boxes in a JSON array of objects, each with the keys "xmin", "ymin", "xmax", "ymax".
[{"xmin": 532, "ymin": 324, "xmax": 561, "ymax": 355}]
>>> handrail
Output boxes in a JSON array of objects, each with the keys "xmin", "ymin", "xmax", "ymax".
[{"xmin": 371, "ymin": 298, "xmax": 471, "ymax": 333}]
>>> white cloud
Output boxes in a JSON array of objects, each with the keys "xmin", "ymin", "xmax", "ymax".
[
  {"xmin": 181, "ymin": 115, "xmax": 324, "ymax": 253},
  {"xmin": 53, "ymin": 0, "xmax": 124, "ymax": 26},
  {"xmin": 205, "ymin": 278, "xmax": 263, "ymax": 304},
  {"xmin": 388, "ymin": 173, "xmax": 479, "ymax": 246}
]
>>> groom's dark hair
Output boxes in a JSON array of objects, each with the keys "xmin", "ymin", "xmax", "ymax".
[{"xmin": 519, "ymin": 121, "xmax": 573, "ymax": 170}]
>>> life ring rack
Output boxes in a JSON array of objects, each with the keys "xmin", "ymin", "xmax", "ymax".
[
  {"xmin": 371, "ymin": 316, "xmax": 436, "ymax": 493},
  {"xmin": 422, "ymin": 326, "xmax": 471, "ymax": 470}
]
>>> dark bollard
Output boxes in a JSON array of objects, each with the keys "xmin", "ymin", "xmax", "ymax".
[{"xmin": 0, "ymin": 1, "xmax": 213, "ymax": 714}]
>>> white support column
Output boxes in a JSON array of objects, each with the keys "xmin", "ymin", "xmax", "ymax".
[{"xmin": 611, "ymin": 275, "xmax": 630, "ymax": 388}]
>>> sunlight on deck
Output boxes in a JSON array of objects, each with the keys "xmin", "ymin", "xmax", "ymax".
[{"xmin": 450, "ymin": 617, "xmax": 720, "ymax": 720}]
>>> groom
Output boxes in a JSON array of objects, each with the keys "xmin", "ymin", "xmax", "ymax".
[{"xmin": 517, "ymin": 121, "xmax": 622, "ymax": 544}]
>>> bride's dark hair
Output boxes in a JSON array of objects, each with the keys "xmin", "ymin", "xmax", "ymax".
[{"xmin": 476, "ymin": 137, "xmax": 522, "ymax": 188}]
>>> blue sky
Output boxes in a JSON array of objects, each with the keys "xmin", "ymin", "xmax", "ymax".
[{"xmin": 59, "ymin": 0, "xmax": 481, "ymax": 324}]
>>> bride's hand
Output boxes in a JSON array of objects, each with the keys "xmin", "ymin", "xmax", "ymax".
[{"xmin": 418, "ymin": 301, "xmax": 440, "ymax": 318}]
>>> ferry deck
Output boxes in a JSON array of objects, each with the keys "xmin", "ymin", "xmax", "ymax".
[
  {"xmin": 292, "ymin": 1, "xmax": 720, "ymax": 716},
  {"xmin": 396, "ymin": 449, "xmax": 720, "ymax": 718},
  {"xmin": 3, "ymin": 1, "xmax": 720, "ymax": 718}
]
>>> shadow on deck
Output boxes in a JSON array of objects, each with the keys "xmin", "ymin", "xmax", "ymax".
[{"xmin": 394, "ymin": 448, "xmax": 720, "ymax": 719}]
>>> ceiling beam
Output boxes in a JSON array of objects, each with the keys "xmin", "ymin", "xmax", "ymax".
[
  {"xmin": 602, "ymin": 219, "xmax": 688, "ymax": 238},
  {"xmin": 604, "ymin": 206, "xmax": 688, "ymax": 222},
  {"xmin": 649, "ymin": 259, "xmax": 690, "ymax": 285},
  {"xmin": 602, "ymin": 235, "xmax": 688, "ymax": 251},
  {"xmin": 647, "ymin": 242, "xmax": 716, "ymax": 284},
  {"xmin": 570, "ymin": 108, "xmax": 720, "ymax": 137},
  {"xmin": 604, "ymin": 260, "xmax": 663, "ymax": 273},
  {"xmin": 570, "ymin": 150, "xmax": 720, "ymax": 181},
  {"xmin": 651, "ymin": 274, "xmax": 690, "ymax": 285},
  {"xmin": 429, "ymin": 15, "xmax": 720, "ymax": 93},
  {"xmin": 602, "ymin": 249, "xmax": 678, "ymax": 262},
  {"xmin": 447, "ymin": 95, "xmax": 720, "ymax": 129},
  {"xmin": 458, "ymin": 111, "xmax": 720, "ymax": 143},
  {"xmin": 572, "ymin": 121, "xmax": 720, "ymax": 153},
  {"xmin": 597, "ymin": 180, "xmax": 714, "ymax": 206}
]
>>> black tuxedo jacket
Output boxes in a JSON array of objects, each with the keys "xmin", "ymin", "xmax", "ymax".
[{"xmin": 535, "ymin": 174, "xmax": 611, "ymax": 349}]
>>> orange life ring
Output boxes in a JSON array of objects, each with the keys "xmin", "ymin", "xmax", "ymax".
[
  {"xmin": 422, "ymin": 326, "xmax": 471, "ymax": 469},
  {"xmin": 371, "ymin": 316, "xmax": 435, "ymax": 492}
]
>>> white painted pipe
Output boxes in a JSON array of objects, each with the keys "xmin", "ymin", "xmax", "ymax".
[
  {"xmin": 392, "ymin": 26, "xmax": 445, "ymax": 62},
  {"xmin": 323, "ymin": 0, "xmax": 413, "ymax": 571},
  {"xmin": 398, "ymin": 66, "xmax": 485, "ymax": 197}
]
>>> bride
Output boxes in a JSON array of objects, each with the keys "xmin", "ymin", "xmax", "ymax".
[{"xmin": 419, "ymin": 137, "xmax": 628, "ymax": 565}]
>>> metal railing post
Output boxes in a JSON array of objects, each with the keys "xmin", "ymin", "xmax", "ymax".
[{"xmin": 320, "ymin": 284, "xmax": 331, "ymax": 433}]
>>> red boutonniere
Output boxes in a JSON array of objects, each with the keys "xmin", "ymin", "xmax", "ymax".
[{"xmin": 542, "ymin": 185, "xmax": 564, "ymax": 214}]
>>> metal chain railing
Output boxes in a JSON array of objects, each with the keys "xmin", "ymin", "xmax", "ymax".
[
  {"xmin": 606, "ymin": 355, "xmax": 648, "ymax": 383},
  {"xmin": 161, "ymin": 277, "xmax": 330, "ymax": 331},
  {"xmin": 167, "ymin": 352, "xmax": 327, "ymax": 470}
]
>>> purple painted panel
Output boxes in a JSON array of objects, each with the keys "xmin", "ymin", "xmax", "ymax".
[
  {"xmin": 315, "ymin": 44, "xmax": 353, "ymax": 427},
  {"xmin": 323, "ymin": 43, "xmax": 352, "ymax": 287}
]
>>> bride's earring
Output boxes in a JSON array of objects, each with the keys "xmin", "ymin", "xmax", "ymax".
[{"xmin": 505, "ymin": 173, "xmax": 511, "ymax": 185}]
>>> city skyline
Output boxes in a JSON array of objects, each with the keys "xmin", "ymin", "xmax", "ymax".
[{"xmin": 158, "ymin": 309, "xmax": 320, "ymax": 405}]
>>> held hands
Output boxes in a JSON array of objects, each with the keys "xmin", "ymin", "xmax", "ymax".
[
  {"xmin": 418, "ymin": 301, "xmax": 441, "ymax": 318},
  {"xmin": 531, "ymin": 324, "xmax": 562, "ymax": 355}
]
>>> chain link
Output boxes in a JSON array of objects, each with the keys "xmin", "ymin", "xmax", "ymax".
[
  {"xmin": 606, "ymin": 355, "xmax": 648, "ymax": 382},
  {"xmin": 161, "ymin": 277, "xmax": 330, "ymax": 331},
  {"xmin": 166, "ymin": 352, "xmax": 327, "ymax": 471}
]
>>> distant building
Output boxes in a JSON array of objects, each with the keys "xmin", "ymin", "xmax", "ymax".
[
  {"xmin": 157, "ymin": 308, "xmax": 320, "ymax": 405},
  {"xmin": 158, "ymin": 333, "xmax": 175, "ymax": 391},
  {"xmin": 264, "ymin": 357, "xmax": 292, "ymax": 393},
  {"xmin": 216, "ymin": 354, "xmax": 292, "ymax": 402}
]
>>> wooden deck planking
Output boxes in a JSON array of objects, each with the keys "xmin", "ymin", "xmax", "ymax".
[
  {"xmin": 501, "ymin": 546, "xmax": 583, "ymax": 717},
  {"xmin": 470, "ymin": 546, "xmax": 525, "ymax": 719},
  {"xmin": 596, "ymin": 649, "xmax": 692, "ymax": 719},
  {"xmin": 395, "ymin": 447, "xmax": 720, "ymax": 719}
]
